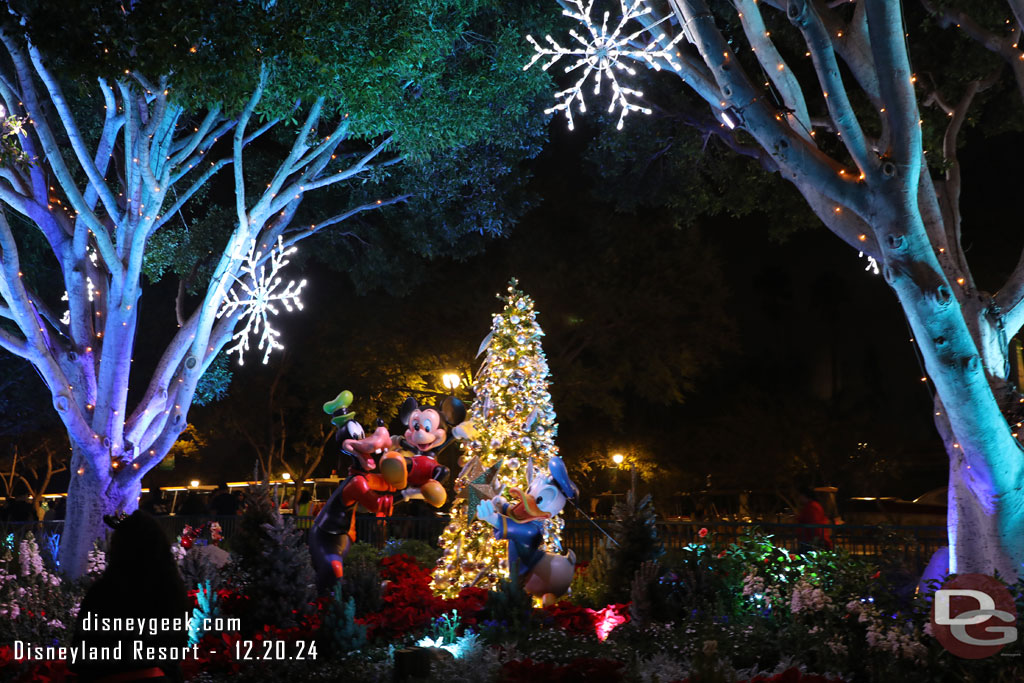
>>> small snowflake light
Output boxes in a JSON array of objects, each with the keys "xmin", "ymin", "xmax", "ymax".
[
  {"xmin": 525, "ymin": 0, "xmax": 684, "ymax": 130},
  {"xmin": 218, "ymin": 236, "xmax": 306, "ymax": 366},
  {"xmin": 858, "ymin": 251, "xmax": 880, "ymax": 275}
]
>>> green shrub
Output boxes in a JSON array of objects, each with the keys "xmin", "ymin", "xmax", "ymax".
[
  {"xmin": 223, "ymin": 485, "xmax": 316, "ymax": 632},
  {"xmin": 384, "ymin": 538, "xmax": 441, "ymax": 568}
]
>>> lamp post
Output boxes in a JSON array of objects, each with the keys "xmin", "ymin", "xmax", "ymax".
[
  {"xmin": 611, "ymin": 453, "xmax": 636, "ymax": 500},
  {"xmin": 442, "ymin": 372, "xmax": 461, "ymax": 392}
]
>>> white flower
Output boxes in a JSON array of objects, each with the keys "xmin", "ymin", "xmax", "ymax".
[
  {"xmin": 171, "ymin": 544, "xmax": 186, "ymax": 563},
  {"xmin": 790, "ymin": 579, "xmax": 831, "ymax": 614},
  {"xmin": 87, "ymin": 547, "xmax": 106, "ymax": 575},
  {"xmin": 18, "ymin": 537, "xmax": 44, "ymax": 577},
  {"xmin": 741, "ymin": 573, "xmax": 765, "ymax": 597}
]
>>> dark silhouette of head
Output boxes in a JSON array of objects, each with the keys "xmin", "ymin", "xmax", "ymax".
[{"xmin": 103, "ymin": 510, "xmax": 186, "ymax": 600}]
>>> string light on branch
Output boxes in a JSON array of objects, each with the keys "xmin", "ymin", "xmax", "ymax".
[
  {"xmin": 524, "ymin": 0, "xmax": 684, "ymax": 130},
  {"xmin": 218, "ymin": 236, "xmax": 306, "ymax": 366}
]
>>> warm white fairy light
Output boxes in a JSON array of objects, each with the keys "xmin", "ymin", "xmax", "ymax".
[
  {"xmin": 218, "ymin": 236, "xmax": 306, "ymax": 366},
  {"xmin": 524, "ymin": 0, "xmax": 684, "ymax": 130}
]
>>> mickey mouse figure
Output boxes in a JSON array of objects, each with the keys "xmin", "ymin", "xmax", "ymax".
[
  {"xmin": 476, "ymin": 455, "xmax": 578, "ymax": 605},
  {"xmin": 385, "ymin": 396, "xmax": 467, "ymax": 508}
]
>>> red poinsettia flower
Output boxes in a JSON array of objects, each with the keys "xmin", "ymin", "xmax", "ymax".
[{"xmin": 698, "ymin": 527, "xmax": 709, "ymax": 538}]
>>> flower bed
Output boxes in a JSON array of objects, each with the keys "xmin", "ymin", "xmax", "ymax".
[{"xmin": 3, "ymin": 532, "xmax": 1024, "ymax": 682}]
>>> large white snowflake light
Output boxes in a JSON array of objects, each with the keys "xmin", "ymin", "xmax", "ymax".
[
  {"xmin": 218, "ymin": 236, "xmax": 306, "ymax": 366},
  {"xmin": 525, "ymin": 0, "xmax": 684, "ymax": 130}
]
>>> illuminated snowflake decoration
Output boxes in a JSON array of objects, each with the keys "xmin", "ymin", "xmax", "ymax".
[
  {"xmin": 218, "ymin": 236, "xmax": 306, "ymax": 366},
  {"xmin": 525, "ymin": 0, "xmax": 684, "ymax": 130}
]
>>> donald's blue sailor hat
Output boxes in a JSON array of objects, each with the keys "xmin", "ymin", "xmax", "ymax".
[{"xmin": 547, "ymin": 455, "xmax": 578, "ymax": 500}]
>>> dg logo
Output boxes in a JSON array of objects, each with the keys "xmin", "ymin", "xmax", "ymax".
[{"xmin": 931, "ymin": 573, "xmax": 1018, "ymax": 659}]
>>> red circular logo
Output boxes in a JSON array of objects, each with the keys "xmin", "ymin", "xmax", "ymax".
[{"xmin": 930, "ymin": 573, "xmax": 1018, "ymax": 659}]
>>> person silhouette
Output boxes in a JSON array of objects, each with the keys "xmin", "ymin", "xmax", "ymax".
[{"xmin": 71, "ymin": 510, "xmax": 191, "ymax": 682}]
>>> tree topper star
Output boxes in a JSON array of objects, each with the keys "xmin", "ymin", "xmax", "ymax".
[
  {"xmin": 218, "ymin": 236, "xmax": 306, "ymax": 365},
  {"xmin": 525, "ymin": 0, "xmax": 684, "ymax": 130}
]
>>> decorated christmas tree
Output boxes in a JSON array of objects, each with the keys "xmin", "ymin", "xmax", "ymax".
[{"xmin": 432, "ymin": 279, "xmax": 562, "ymax": 597}]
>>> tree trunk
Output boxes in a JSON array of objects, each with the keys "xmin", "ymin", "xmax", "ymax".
[
  {"xmin": 880, "ymin": 202, "xmax": 1024, "ymax": 578},
  {"xmin": 58, "ymin": 443, "xmax": 141, "ymax": 577},
  {"xmin": 947, "ymin": 446, "xmax": 1024, "ymax": 578}
]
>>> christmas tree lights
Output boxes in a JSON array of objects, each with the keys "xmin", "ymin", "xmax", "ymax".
[{"xmin": 432, "ymin": 279, "xmax": 563, "ymax": 597}]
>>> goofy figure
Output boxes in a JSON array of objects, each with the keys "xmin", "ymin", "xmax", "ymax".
[
  {"xmin": 309, "ymin": 390, "xmax": 411, "ymax": 592},
  {"xmin": 476, "ymin": 455, "xmax": 578, "ymax": 605}
]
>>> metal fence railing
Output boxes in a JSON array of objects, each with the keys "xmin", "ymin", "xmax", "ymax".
[{"xmin": 1, "ymin": 516, "xmax": 948, "ymax": 571}]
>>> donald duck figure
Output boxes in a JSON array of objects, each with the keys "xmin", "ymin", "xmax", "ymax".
[{"xmin": 476, "ymin": 455, "xmax": 578, "ymax": 605}]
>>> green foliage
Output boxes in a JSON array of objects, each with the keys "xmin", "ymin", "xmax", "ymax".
[
  {"xmin": 600, "ymin": 492, "xmax": 664, "ymax": 604},
  {"xmin": 229, "ymin": 483, "xmax": 277, "ymax": 564},
  {"xmin": 479, "ymin": 574, "xmax": 533, "ymax": 642},
  {"xmin": 0, "ymin": 115, "xmax": 29, "ymax": 168},
  {"xmin": 192, "ymin": 353, "xmax": 234, "ymax": 407},
  {"xmin": 320, "ymin": 587, "xmax": 367, "ymax": 655},
  {"xmin": 16, "ymin": 0, "xmax": 552, "ymax": 155},
  {"xmin": 655, "ymin": 545, "xmax": 741, "ymax": 623},
  {"xmin": 383, "ymin": 538, "xmax": 441, "ymax": 569},
  {"xmin": 341, "ymin": 544, "xmax": 383, "ymax": 617},
  {"xmin": 224, "ymin": 484, "xmax": 316, "ymax": 631},
  {"xmin": 569, "ymin": 545, "xmax": 611, "ymax": 608}
]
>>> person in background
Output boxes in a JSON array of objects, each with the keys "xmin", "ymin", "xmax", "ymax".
[
  {"xmin": 208, "ymin": 483, "xmax": 238, "ymax": 516},
  {"xmin": 296, "ymin": 490, "xmax": 313, "ymax": 516},
  {"xmin": 71, "ymin": 510, "xmax": 190, "ymax": 681},
  {"xmin": 140, "ymin": 488, "xmax": 169, "ymax": 516},
  {"xmin": 6, "ymin": 492, "xmax": 35, "ymax": 521},
  {"xmin": 295, "ymin": 490, "xmax": 313, "ymax": 529},
  {"xmin": 795, "ymin": 485, "xmax": 833, "ymax": 551}
]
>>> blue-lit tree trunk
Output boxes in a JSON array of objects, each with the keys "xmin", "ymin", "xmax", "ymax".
[
  {"xmin": 0, "ymin": 34, "xmax": 406, "ymax": 577},
  {"xmin": 605, "ymin": 0, "xmax": 1024, "ymax": 577}
]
